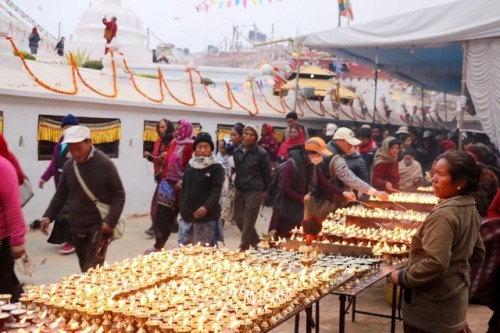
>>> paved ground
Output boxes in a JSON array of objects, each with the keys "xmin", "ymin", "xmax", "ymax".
[{"xmin": 21, "ymin": 208, "xmax": 492, "ymax": 332}]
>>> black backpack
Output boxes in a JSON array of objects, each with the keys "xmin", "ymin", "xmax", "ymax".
[{"xmin": 263, "ymin": 159, "xmax": 296, "ymax": 207}]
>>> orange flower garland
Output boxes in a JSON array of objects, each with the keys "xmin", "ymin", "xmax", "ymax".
[
  {"xmin": 227, "ymin": 80, "xmax": 259, "ymax": 116},
  {"xmin": 161, "ymin": 69, "xmax": 196, "ymax": 106},
  {"xmin": 192, "ymin": 70, "xmax": 233, "ymax": 110},
  {"xmin": 302, "ymin": 94, "xmax": 325, "ymax": 117},
  {"xmin": 73, "ymin": 50, "xmax": 118, "ymax": 98},
  {"xmin": 318, "ymin": 98, "xmax": 340, "ymax": 119},
  {"xmin": 122, "ymin": 59, "xmax": 164, "ymax": 103},
  {"xmin": 279, "ymin": 91, "xmax": 305, "ymax": 116},
  {"xmin": 255, "ymin": 82, "xmax": 285, "ymax": 114},
  {"xmin": 8, "ymin": 37, "xmax": 78, "ymax": 95}
]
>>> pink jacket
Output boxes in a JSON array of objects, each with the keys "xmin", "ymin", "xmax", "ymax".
[{"xmin": 0, "ymin": 157, "xmax": 26, "ymax": 246}]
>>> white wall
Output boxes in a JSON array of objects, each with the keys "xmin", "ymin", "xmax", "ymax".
[{"xmin": 2, "ymin": 94, "xmax": 327, "ymax": 222}]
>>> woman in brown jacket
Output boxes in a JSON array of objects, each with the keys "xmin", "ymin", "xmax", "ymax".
[{"xmin": 391, "ymin": 151, "xmax": 485, "ymax": 333}]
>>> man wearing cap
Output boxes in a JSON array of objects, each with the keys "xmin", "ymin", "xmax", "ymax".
[
  {"xmin": 40, "ymin": 126, "xmax": 125, "ymax": 272},
  {"xmin": 358, "ymin": 126, "xmax": 378, "ymax": 174},
  {"xmin": 233, "ymin": 125, "xmax": 271, "ymax": 250},
  {"xmin": 395, "ymin": 125, "xmax": 410, "ymax": 140},
  {"xmin": 269, "ymin": 137, "xmax": 356, "ymax": 239},
  {"xmin": 328, "ymin": 128, "xmax": 389, "ymax": 202},
  {"xmin": 324, "ymin": 123, "xmax": 337, "ymax": 143},
  {"xmin": 39, "ymin": 114, "xmax": 79, "ymax": 255}
]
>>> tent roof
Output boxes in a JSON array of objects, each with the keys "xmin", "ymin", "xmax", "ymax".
[
  {"xmin": 296, "ymin": 0, "xmax": 500, "ymax": 93},
  {"xmin": 281, "ymin": 78, "xmax": 358, "ymax": 99},
  {"xmin": 297, "ymin": 64, "xmax": 336, "ymax": 77}
]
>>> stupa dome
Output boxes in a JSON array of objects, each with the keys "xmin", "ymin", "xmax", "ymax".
[
  {"xmin": 74, "ymin": 0, "xmax": 145, "ymax": 45},
  {"xmin": 69, "ymin": 0, "xmax": 149, "ymax": 61}
]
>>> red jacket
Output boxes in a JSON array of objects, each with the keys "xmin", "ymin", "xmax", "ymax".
[{"xmin": 372, "ymin": 162, "xmax": 400, "ymax": 191}]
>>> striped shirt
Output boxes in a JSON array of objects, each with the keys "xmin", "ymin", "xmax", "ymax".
[{"xmin": 330, "ymin": 155, "xmax": 375, "ymax": 196}]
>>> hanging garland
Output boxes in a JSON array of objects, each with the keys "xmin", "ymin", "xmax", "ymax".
[
  {"xmin": 123, "ymin": 59, "xmax": 164, "ymax": 103},
  {"xmin": 8, "ymin": 37, "xmax": 78, "ymax": 95},
  {"xmin": 400, "ymin": 114, "xmax": 412, "ymax": 126},
  {"xmin": 73, "ymin": 51, "xmax": 118, "ymax": 98},
  {"xmin": 302, "ymin": 94, "xmax": 325, "ymax": 117},
  {"xmin": 318, "ymin": 98, "xmax": 339, "ymax": 119},
  {"xmin": 192, "ymin": 70, "xmax": 233, "ymax": 110},
  {"xmin": 161, "ymin": 69, "xmax": 196, "ymax": 106},
  {"xmin": 226, "ymin": 80, "xmax": 259, "ymax": 116},
  {"xmin": 350, "ymin": 101, "xmax": 366, "ymax": 120},
  {"xmin": 256, "ymin": 82, "xmax": 286, "ymax": 115},
  {"xmin": 143, "ymin": 121, "xmax": 160, "ymax": 142},
  {"xmin": 279, "ymin": 91, "xmax": 305, "ymax": 117},
  {"xmin": 38, "ymin": 117, "xmax": 121, "ymax": 144}
]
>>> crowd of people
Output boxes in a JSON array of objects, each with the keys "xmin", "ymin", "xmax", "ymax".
[{"xmin": 1, "ymin": 111, "xmax": 500, "ymax": 331}]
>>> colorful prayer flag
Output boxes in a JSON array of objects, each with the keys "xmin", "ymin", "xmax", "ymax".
[{"xmin": 338, "ymin": 0, "xmax": 353, "ymax": 21}]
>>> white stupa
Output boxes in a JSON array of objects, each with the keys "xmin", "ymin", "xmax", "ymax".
[{"xmin": 67, "ymin": 0, "xmax": 150, "ymax": 62}]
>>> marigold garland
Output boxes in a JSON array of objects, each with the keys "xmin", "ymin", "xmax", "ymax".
[
  {"xmin": 318, "ymin": 98, "xmax": 339, "ymax": 119},
  {"xmin": 161, "ymin": 70, "xmax": 196, "ymax": 106},
  {"xmin": 256, "ymin": 83, "xmax": 285, "ymax": 114},
  {"xmin": 73, "ymin": 51, "xmax": 118, "ymax": 98},
  {"xmin": 400, "ymin": 114, "xmax": 412, "ymax": 126},
  {"xmin": 123, "ymin": 58, "xmax": 164, "ymax": 103},
  {"xmin": 279, "ymin": 91, "xmax": 305, "ymax": 116},
  {"xmin": 226, "ymin": 81, "xmax": 259, "ymax": 116},
  {"xmin": 192, "ymin": 70, "xmax": 233, "ymax": 110},
  {"xmin": 302, "ymin": 94, "xmax": 325, "ymax": 117},
  {"xmin": 340, "ymin": 104, "xmax": 357, "ymax": 121},
  {"xmin": 8, "ymin": 37, "xmax": 78, "ymax": 95}
]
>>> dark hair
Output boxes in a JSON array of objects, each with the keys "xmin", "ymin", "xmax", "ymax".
[
  {"xmin": 403, "ymin": 147, "xmax": 416, "ymax": 157},
  {"xmin": 437, "ymin": 151, "xmax": 480, "ymax": 194},
  {"xmin": 358, "ymin": 127, "xmax": 372, "ymax": 139},
  {"xmin": 233, "ymin": 122, "xmax": 244, "ymax": 136},
  {"xmin": 400, "ymin": 133, "xmax": 410, "ymax": 142},
  {"xmin": 285, "ymin": 112, "xmax": 298, "ymax": 120}
]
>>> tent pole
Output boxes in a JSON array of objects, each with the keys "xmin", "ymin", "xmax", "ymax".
[
  {"xmin": 444, "ymin": 92, "xmax": 448, "ymax": 123},
  {"xmin": 372, "ymin": 47, "xmax": 379, "ymax": 123},
  {"xmin": 293, "ymin": 44, "xmax": 302, "ymax": 113},
  {"xmin": 459, "ymin": 41, "xmax": 468, "ymax": 151}
]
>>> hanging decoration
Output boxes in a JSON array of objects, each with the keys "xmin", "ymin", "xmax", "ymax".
[
  {"xmin": 6, "ymin": 36, "xmax": 375, "ymax": 123},
  {"xmin": 195, "ymin": 0, "xmax": 282, "ymax": 13},
  {"xmin": 38, "ymin": 117, "xmax": 122, "ymax": 144},
  {"xmin": 0, "ymin": 111, "xmax": 3, "ymax": 134},
  {"xmin": 143, "ymin": 121, "xmax": 160, "ymax": 142}
]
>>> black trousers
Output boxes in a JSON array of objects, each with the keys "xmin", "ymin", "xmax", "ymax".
[
  {"xmin": 72, "ymin": 231, "xmax": 105, "ymax": 272},
  {"xmin": 0, "ymin": 238, "xmax": 24, "ymax": 302},
  {"xmin": 154, "ymin": 205, "xmax": 178, "ymax": 249}
]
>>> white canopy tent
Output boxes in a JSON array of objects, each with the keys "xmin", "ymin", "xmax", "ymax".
[{"xmin": 296, "ymin": 0, "xmax": 500, "ymax": 148}]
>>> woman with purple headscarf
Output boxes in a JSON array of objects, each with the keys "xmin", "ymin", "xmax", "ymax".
[{"xmin": 145, "ymin": 120, "xmax": 194, "ymax": 253}]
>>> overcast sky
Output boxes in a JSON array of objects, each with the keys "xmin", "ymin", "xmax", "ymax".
[{"xmin": 9, "ymin": 0, "xmax": 458, "ymax": 52}]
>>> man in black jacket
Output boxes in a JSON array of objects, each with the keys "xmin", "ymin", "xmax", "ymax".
[{"xmin": 233, "ymin": 124, "xmax": 271, "ymax": 250}]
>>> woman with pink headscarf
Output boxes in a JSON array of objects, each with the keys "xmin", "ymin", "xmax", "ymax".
[{"xmin": 145, "ymin": 120, "xmax": 194, "ymax": 253}]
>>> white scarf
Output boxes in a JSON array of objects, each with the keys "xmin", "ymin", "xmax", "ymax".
[{"xmin": 189, "ymin": 154, "xmax": 217, "ymax": 169}]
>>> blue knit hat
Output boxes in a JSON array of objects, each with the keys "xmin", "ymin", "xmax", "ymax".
[{"xmin": 61, "ymin": 114, "xmax": 79, "ymax": 128}]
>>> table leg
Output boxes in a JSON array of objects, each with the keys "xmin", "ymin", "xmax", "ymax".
[
  {"xmin": 306, "ymin": 306, "xmax": 312, "ymax": 333},
  {"xmin": 391, "ymin": 284, "xmax": 397, "ymax": 333},
  {"xmin": 339, "ymin": 295, "xmax": 346, "ymax": 333},
  {"xmin": 352, "ymin": 296, "xmax": 356, "ymax": 322},
  {"xmin": 315, "ymin": 301, "xmax": 320, "ymax": 333},
  {"xmin": 294, "ymin": 313, "xmax": 300, "ymax": 333}
]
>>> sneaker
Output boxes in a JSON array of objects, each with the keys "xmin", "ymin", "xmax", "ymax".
[
  {"xmin": 144, "ymin": 227, "xmax": 154, "ymax": 238},
  {"xmin": 144, "ymin": 247, "xmax": 160, "ymax": 255},
  {"xmin": 59, "ymin": 243, "xmax": 75, "ymax": 255}
]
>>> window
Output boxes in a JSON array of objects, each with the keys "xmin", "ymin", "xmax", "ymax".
[{"xmin": 38, "ymin": 115, "xmax": 121, "ymax": 160}]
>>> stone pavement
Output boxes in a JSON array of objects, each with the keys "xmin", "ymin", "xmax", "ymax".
[{"xmin": 20, "ymin": 208, "xmax": 491, "ymax": 332}]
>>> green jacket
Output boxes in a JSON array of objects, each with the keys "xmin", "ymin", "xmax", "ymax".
[{"xmin": 398, "ymin": 195, "xmax": 485, "ymax": 333}]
